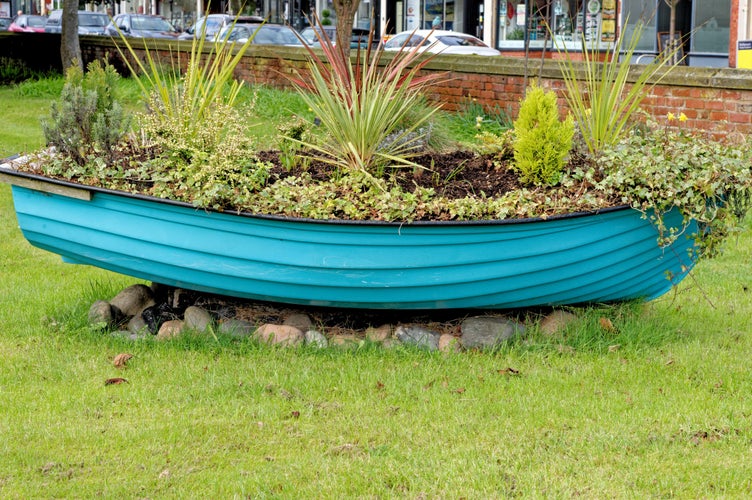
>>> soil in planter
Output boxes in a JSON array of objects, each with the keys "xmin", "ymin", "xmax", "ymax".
[
  {"xmin": 252, "ymin": 148, "xmax": 615, "ymax": 221},
  {"xmin": 259, "ymin": 149, "xmax": 526, "ymax": 201}
]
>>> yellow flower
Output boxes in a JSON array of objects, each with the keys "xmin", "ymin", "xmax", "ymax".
[
  {"xmin": 667, "ymin": 112, "xmax": 675, "ymax": 121},
  {"xmin": 679, "ymin": 112, "xmax": 688, "ymax": 122}
]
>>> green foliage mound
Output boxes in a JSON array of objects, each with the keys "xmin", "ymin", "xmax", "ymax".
[
  {"xmin": 0, "ymin": 57, "xmax": 46, "ymax": 85},
  {"xmin": 512, "ymin": 83, "xmax": 574, "ymax": 186}
]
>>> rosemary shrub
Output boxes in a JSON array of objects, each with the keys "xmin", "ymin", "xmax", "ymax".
[{"xmin": 41, "ymin": 61, "xmax": 130, "ymax": 167}]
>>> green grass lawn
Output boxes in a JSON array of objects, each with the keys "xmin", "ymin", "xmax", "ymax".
[{"xmin": 2, "ymin": 80, "xmax": 752, "ymax": 497}]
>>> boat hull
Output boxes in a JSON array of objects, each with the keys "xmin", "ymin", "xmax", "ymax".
[{"xmin": 1, "ymin": 169, "xmax": 700, "ymax": 309}]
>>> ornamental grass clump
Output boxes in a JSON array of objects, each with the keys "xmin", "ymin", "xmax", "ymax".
[
  {"xmin": 512, "ymin": 83, "xmax": 574, "ymax": 186},
  {"xmin": 555, "ymin": 19, "xmax": 683, "ymax": 155},
  {"xmin": 112, "ymin": 12, "xmax": 256, "ymax": 160},
  {"xmin": 289, "ymin": 16, "xmax": 447, "ymax": 175}
]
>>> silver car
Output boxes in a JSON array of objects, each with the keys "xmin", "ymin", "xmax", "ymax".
[{"xmin": 44, "ymin": 9, "xmax": 109, "ymax": 35}]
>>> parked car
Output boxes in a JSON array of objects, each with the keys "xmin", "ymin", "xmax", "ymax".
[
  {"xmin": 0, "ymin": 16, "xmax": 14, "ymax": 31},
  {"xmin": 8, "ymin": 14, "xmax": 47, "ymax": 32},
  {"xmin": 45, "ymin": 10, "xmax": 109, "ymax": 35},
  {"xmin": 217, "ymin": 23, "xmax": 303, "ymax": 46},
  {"xmin": 105, "ymin": 14, "xmax": 179, "ymax": 39},
  {"xmin": 383, "ymin": 29, "xmax": 501, "ymax": 56},
  {"xmin": 178, "ymin": 13, "xmax": 263, "ymax": 41},
  {"xmin": 299, "ymin": 26, "xmax": 377, "ymax": 49}
]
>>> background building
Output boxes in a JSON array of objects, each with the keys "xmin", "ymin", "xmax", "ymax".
[
  {"xmin": 378, "ymin": 0, "xmax": 740, "ymax": 68},
  {"xmin": 9, "ymin": 0, "xmax": 751, "ymax": 68}
]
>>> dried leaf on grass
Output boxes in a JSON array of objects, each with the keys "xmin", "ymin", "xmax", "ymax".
[
  {"xmin": 599, "ymin": 317, "xmax": 616, "ymax": 332},
  {"xmin": 113, "ymin": 353, "xmax": 133, "ymax": 368},
  {"xmin": 105, "ymin": 377, "xmax": 129, "ymax": 385},
  {"xmin": 497, "ymin": 367, "xmax": 521, "ymax": 376},
  {"xmin": 327, "ymin": 443, "xmax": 362, "ymax": 456}
]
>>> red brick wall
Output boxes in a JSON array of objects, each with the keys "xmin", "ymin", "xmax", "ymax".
[{"xmin": 82, "ymin": 39, "xmax": 752, "ymax": 138}]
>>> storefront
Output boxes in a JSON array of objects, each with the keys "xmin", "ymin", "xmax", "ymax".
[
  {"xmin": 488, "ymin": 0, "xmax": 731, "ymax": 67},
  {"xmin": 623, "ymin": 0, "xmax": 730, "ymax": 67},
  {"xmin": 380, "ymin": 0, "xmax": 484, "ymax": 37},
  {"xmin": 495, "ymin": 0, "xmax": 617, "ymax": 51}
]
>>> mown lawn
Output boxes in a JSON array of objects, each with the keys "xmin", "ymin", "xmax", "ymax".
[{"xmin": 1, "ymin": 80, "xmax": 752, "ymax": 497}]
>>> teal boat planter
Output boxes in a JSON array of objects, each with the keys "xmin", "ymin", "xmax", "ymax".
[{"xmin": 1, "ymin": 164, "xmax": 700, "ymax": 310}]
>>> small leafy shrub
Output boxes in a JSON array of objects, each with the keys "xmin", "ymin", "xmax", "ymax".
[
  {"xmin": 41, "ymin": 61, "xmax": 130, "ymax": 166},
  {"xmin": 277, "ymin": 117, "xmax": 312, "ymax": 170},
  {"xmin": 0, "ymin": 57, "xmax": 40, "ymax": 85},
  {"xmin": 512, "ymin": 83, "xmax": 574, "ymax": 186},
  {"xmin": 320, "ymin": 9, "xmax": 332, "ymax": 25},
  {"xmin": 136, "ymin": 100, "xmax": 267, "ymax": 210},
  {"xmin": 473, "ymin": 130, "xmax": 514, "ymax": 157}
]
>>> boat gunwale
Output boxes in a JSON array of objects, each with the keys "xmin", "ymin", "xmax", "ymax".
[{"xmin": 0, "ymin": 160, "xmax": 634, "ymax": 227}]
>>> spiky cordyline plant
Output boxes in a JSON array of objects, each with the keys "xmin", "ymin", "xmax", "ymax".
[{"xmin": 290, "ymin": 19, "xmax": 448, "ymax": 174}]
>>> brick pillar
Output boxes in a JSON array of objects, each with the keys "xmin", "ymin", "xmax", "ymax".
[{"xmin": 730, "ymin": 0, "xmax": 740, "ymax": 68}]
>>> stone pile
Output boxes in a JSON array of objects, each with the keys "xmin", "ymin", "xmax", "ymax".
[{"xmin": 89, "ymin": 283, "xmax": 580, "ymax": 352}]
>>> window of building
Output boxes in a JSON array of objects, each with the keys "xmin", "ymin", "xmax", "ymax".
[
  {"xmin": 496, "ymin": 0, "xmax": 617, "ymax": 50},
  {"xmin": 422, "ymin": 0, "xmax": 455, "ymax": 30},
  {"xmin": 621, "ymin": 0, "xmax": 729, "ymax": 58},
  {"xmin": 621, "ymin": 0, "xmax": 657, "ymax": 51},
  {"xmin": 692, "ymin": 1, "xmax": 730, "ymax": 54}
]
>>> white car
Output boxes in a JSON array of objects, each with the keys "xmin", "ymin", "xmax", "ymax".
[{"xmin": 383, "ymin": 29, "xmax": 500, "ymax": 56}]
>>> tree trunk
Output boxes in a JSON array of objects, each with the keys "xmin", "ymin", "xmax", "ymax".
[
  {"xmin": 664, "ymin": 0, "xmax": 680, "ymax": 63},
  {"xmin": 60, "ymin": 0, "xmax": 82, "ymax": 71},
  {"xmin": 332, "ymin": 0, "xmax": 359, "ymax": 57}
]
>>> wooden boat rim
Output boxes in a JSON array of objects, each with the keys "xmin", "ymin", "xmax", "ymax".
[{"xmin": 1, "ymin": 160, "xmax": 633, "ymax": 227}]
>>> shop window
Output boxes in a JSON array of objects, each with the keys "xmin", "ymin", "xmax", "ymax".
[
  {"xmin": 621, "ymin": 0, "xmax": 657, "ymax": 51},
  {"xmin": 692, "ymin": 0, "xmax": 730, "ymax": 54},
  {"xmin": 497, "ymin": 0, "xmax": 617, "ymax": 50},
  {"xmin": 621, "ymin": 0, "xmax": 729, "ymax": 56},
  {"xmin": 422, "ymin": 0, "xmax": 455, "ymax": 30}
]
